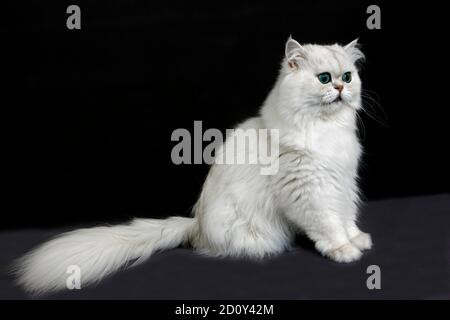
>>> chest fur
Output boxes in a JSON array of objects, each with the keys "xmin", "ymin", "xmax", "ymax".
[{"xmin": 282, "ymin": 122, "xmax": 361, "ymax": 171}]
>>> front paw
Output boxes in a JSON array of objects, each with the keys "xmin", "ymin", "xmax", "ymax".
[
  {"xmin": 351, "ymin": 232, "xmax": 372, "ymax": 251},
  {"xmin": 325, "ymin": 243, "xmax": 362, "ymax": 263}
]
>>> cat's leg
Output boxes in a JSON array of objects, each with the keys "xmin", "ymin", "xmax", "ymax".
[
  {"xmin": 276, "ymin": 156, "xmax": 362, "ymax": 262},
  {"xmin": 195, "ymin": 197, "xmax": 290, "ymax": 258},
  {"xmin": 285, "ymin": 205, "xmax": 362, "ymax": 263},
  {"xmin": 342, "ymin": 193, "xmax": 372, "ymax": 251}
]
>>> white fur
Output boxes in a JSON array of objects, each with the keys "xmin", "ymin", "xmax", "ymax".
[
  {"xmin": 12, "ymin": 217, "xmax": 194, "ymax": 295},
  {"xmin": 13, "ymin": 37, "xmax": 372, "ymax": 295}
]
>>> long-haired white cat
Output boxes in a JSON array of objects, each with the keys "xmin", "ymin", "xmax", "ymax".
[{"xmin": 13, "ymin": 37, "xmax": 372, "ymax": 295}]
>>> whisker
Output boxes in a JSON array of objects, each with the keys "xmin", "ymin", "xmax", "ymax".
[
  {"xmin": 359, "ymin": 104, "xmax": 389, "ymax": 128},
  {"xmin": 355, "ymin": 111, "xmax": 366, "ymax": 141},
  {"xmin": 361, "ymin": 89, "xmax": 387, "ymax": 119}
]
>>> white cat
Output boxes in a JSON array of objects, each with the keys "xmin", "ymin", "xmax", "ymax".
[{"xmin": 13, "ymin": 37, "xmax": 372, "ymax": 296}]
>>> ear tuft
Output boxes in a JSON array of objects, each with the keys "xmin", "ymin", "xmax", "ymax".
[
  {"xmin": 344, "ymin": 38, "xmax": 365, "ymax": 63},
  {"xmin": 285, "ymin": 36, "xmax": 306, "ymax": 70}
]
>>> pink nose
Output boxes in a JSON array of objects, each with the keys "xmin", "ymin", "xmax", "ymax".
[{"xmin": 334, "ymin": 84, "xmax": 343, "ymax": 92}]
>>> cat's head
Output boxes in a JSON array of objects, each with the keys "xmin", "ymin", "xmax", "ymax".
[{"xmin": 277, "ymin": 37, "xmax": 364, "ymax": 120}]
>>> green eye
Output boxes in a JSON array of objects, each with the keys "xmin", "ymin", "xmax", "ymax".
[
  {"xmin": 317, "ymin": 72, "xmax": 331, "ymax": 84},
  {"xmin": 342, "ymin": 72, "xmax": 352, "ymax": 83}
]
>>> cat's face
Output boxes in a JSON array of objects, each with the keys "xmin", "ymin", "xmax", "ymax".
[{"xmin": 279, "ymin": 38, "xmax": 364, "ymax": 119}]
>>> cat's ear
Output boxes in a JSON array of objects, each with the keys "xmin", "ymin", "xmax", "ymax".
[
  {"xmin": 344, "ymin": 38, "xmax": 365, "ymax": 63},
  {"xmin": 285, "ymin": 36, "xmax": 306, "ymax": 70}
]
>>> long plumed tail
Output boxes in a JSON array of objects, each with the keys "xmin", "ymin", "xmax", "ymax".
[{"xmin": 11, "ymin": 216, "xmax": 196, "ymax": 296}]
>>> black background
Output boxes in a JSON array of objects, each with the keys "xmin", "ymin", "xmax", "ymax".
[{"xmin": 2, "ymin": 1, "xmax": 448, "ymax": 229}]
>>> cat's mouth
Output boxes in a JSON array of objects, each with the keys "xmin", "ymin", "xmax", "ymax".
[
  {"xmin": 323, "ymin": 95, "xmax": 343, "ymax": 106},
  {"xmin": 332, "ymin": 95, "xmax": 342, "ymax": 103}
]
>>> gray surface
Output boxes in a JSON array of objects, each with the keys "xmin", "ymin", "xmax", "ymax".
[{"xmin": 1, "ymin": 194, "xmax": 449, "ymax": 299}]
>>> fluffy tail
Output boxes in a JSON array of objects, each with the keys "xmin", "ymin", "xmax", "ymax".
[{"xmin": 12, "ymin": 216, "xmax": 196, "ymax": 296}]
